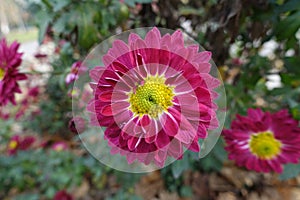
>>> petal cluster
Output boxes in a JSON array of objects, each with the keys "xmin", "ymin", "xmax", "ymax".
[
  {"xmin": 65, "ymin": 61, "xmax": 87, "ymax": 84},
  {"xmin": 7, "ymin": 134, "xmax": 36, "ymax": 155},
  {"xmin": 223, "ymin": 108, "xmax": 300, "ymax": 173},
  {"xmin": 53, "ymin": 190, "xmax": 73, "ymax": 200},
  {"xmin": 51, "ymin": 141, "xmax": 68, "ymax": 152},
  {"xmin": 0, "ymin": 38, "xmax": 27, "ymax": 106},
  {"xmin": 88, "ymin": 27, "xmax": 219, "ymax": 167},
  {"xmin": 0, "ymin": 38, "xmax": 26, "ymax": 106}
]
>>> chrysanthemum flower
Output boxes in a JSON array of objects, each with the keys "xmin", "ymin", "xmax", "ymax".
[
  {"xmin": 223, "ymin": 108, "xmax": 300, "ymax": 173},
  {"xmin": 65, "ymin": 61, "xmax": 87, "ymax": 85},
  {"xmin": 88, "ymin": 27, "xmax": 220, "ymax": 167},
  {"xmin": 53, "ymin": 190, "xmax": 73, "ymax": 200},
  {"xmin": 51, "ymin": 141, "xmax": 68, "ymax": 152},
  {"xmin": 7, "ymin": 134, "xmax": 36, "ymax": 155},
  {"xmin": 0, "ymin": 38, "xmax": 26, "ymax": 106}
]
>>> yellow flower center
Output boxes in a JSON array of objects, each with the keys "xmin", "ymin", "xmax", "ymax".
[
  {"xmin": 54, "ymin": 145, "xmax": 64, "ymax": 152},
  {"xmin": 249, "ymin": 131, "xmax": 282, "ymax": 159},
  {"xmin": 0, "ymin": 68, "xmax": 5, "ymax": 80},
  {"xmin": 129, "ymin": 75, "xmax": 174, "ymax": 118},
  {"xmin": 8, "ymin": 141, "xmax": 18, "ymax": 150}
]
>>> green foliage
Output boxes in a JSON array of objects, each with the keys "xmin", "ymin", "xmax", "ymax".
[
  {"xmin": 124, "ymin": 0, "xmax": 152, "ymax": 7},
  {"xmin": 106, "ymin": 189, "xmax": 143, "ymax": 200},
  {"xmin": 171, "ymin": 152, "xmax": 191, "ymax": 179},
  {"xmin": 0, "ymin": 150, "xmax": 102, "ymax": 199},
  {"xmin": 28, "ymin": 0, "xmax": 129, "ymax": 52},
  {"xmin": 198, "ymin": 138, "xmax": 227, "ymax": 172},
  {"xmin": 279, "ymin": 163, "xmax": 300, "ymax": 180},
  {"xmin": 161, "ymin": 166, "xmax": 184, "ymax": 194}
]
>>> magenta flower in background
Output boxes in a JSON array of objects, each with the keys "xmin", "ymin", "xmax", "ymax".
[
  {"xmin": 53, "ymin": 190, "xmax": 73, "ymax": 200},
  {"xmin": 7, "ymin": 134, "xmax": 36, "ymax": 155},
  {"xmin": 28, "ymin": 86, "xmax": 39, "ymax": 97},
  {"xmin": 0, "ymin": 110, "xmax": 9, "ymax": 120},
  {"xmin": 15, "ymin": 86, "xmax": 40, "ymax": 120},
  {"xmin": 51, "ymin": 141, "xmax": 68, "ymax": 151},
  {"xmin": 223, "ymin": 108, "xmax": 300, "ymax": 173},
  {"xmin": 0, "ymin": 38, "xmax": 27, "ymax": 106},
  {"xmin": 88, "ymin": 27, "xmax": 220, "ymax": 167},
  {"xmin": 69, "ymin": 116, "xmax": 85, "ymax": 134},
  {"xmin": 65, "ymin": 61, "xmax": 88, "ymax": 84}
]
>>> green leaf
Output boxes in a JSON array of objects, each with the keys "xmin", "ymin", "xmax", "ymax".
[
  {"xmin": 13, "ymin": 193, "xmax": 39, "ymax": 200},
  {"xmin": 180, "ymin": 186, "xmax": 193, "ymax": 197},
  {"xmin": 279, "ymin": 163, "xmax": 300, "ymax": 180},
  {"xmin": 52, "ymin": 13, "xmax": 71, "ymax": 33},
  {"xmin": 199, "ymin": 139, "xmax": 226, "ymax": 172},
  {"xmin": 124, "ymin": 0, "xmax": 135, "ymax": 7},
  {"xmin": 277, "ymin": 0, "xmax": 300, "ymax": 13},
  {"xmin": 124, "ymin": 0, "xmax": 152, "ymax": 7},
  {"xmin": 35, "ymin": 11, "xmax": 52, "ymax": 43},
  {"xmin": 52, "ymin": 0, "xmax": 71, "ymax": 12},
  {"xmin": 199, "ymin": 154, "xmax": 223, "ymax": 172},
  {"xmin": 274, "ymin": 11, "xmax": 300, "ymax": 41},
  {"xmin": 135, "ymin": 0, "xmax": 153, "ymax": 3},
  {"xmin": 179, "ymin": 7, "xmax": 205, "ymax": 16},
  {"xmin": 171, "ymin": 154, "xmax": 190, "ymax": 178},
  {"xmin": 291, "ymin": 105, "xmax": 300, "ymax": 120},
  {"xmin": 284, "ymin": 57, "xmax": 300, "ymax": 74},
  {"xmin": 212, "ymin": 138, "xmax": 228, "ymax": 162},
  {"xmin": 41, "ymin": 0, "xmax": 52, "ymax": 9}
]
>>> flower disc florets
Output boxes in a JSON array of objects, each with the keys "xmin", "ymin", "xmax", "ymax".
[{"xmin": 129, "ymin": 75, "xmax": 174, "ymax": 118}]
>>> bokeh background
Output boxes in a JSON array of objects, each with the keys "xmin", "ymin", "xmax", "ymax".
[{"xmin": 0, "ymin": 0, "xmax": 300, "ymax": 199}]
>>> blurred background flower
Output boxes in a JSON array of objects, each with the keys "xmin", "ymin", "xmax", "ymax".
[
  {"xmin": 51, "ymin": 141, "xmax": 68, "ymax": 152},
  {"xmin": 223, "ymin": 108, "xmax": 300, "ymax": 173},
  {"xmin": 7, "ymin": 134, "xmax": 35, "ymax": 155},
  {"xmin": 0, "ymin": 38, "xmax": 26, "ymax": 106},
  {"xmin": 53, "ymin": 190, "xmax": 73, "ymax": 200}
]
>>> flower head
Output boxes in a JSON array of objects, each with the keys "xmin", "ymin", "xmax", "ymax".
[
  {"xmin": 0, "ymin": 38, "xmax": 27, "ymax": 106},
  {"xmin": 0, "ymin": 110, "xmax": 9, "ymax": 119},
  {"xmin": 88, "ymin": 27, "xmax": 219, "ymax": 167},
  {"xmin": 28, "ymin": 86, "xmax": 39, "ymax": 97},
  {"xmin": 53, "ymin": 190, "xmax": 73, "ymax": 200},
  {"xmin": 65, "ymin": 61, "xmax": 87, "ymax": 84},
  {"xmin": 223, "ymin": 108, "xmax": 300, "ymax": 173},
  {"xmin": 7, "ymin": 134, "xmax": 35, "ymax": 155},
  {"xmin": 51, "ymin": 141, "xmax": 68, "ymax": 152}
]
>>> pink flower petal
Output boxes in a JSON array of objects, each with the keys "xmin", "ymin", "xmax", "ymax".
[
  {"xmin": 168, "ymin": 139, "xmax": 183, "ymax": 158},
  {"xmin": 145, "ymin": 28, "xmax": 160, "ymax": 48},
  {"xmin": 129, "ymin": 33, "xmax": 141, "ymax": 46},
  {"xmin": 193, "ymin": 51, "xmax": 212, "ymax": 63},
  {"xmin": 155, "ymin": 130, "xmax": 170, "ymax": 148},
  {"xmin": 188, "ymin": 139, "xmax": 200, "ymax": 152},
  {"xmin": 197, "ymin": 63, "xmax": 211, "ymax": 73},
  {"xmin": 111, "ymin": 61, "xmax": 129, "ymax": 74},
  {"xmin": 98, "ymin": 91, "xmax": 112, "ymax": 102},
  {"xmin": 161, "ymin": 112, "xmax": 179, "ymax": 137},
  {"xmin": 127, "ymin": 136, "xmax": 140, "ymax": 151},
  {"xmin": 103, "ymin": 54, "xmax": 115, "ymax": 66},
  {"xmin": 100, "ymin": 104, "xmax": 113, "ymax": 116},
  {"xmin": 161, "ymin": 33, "xmax": 171, "ymax": 47},
  {"xmin": 111, "ymin": 40, "xmax": 129, "ymax": 58}
]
